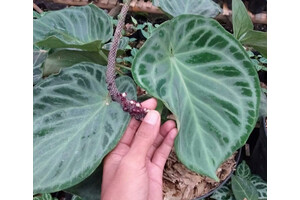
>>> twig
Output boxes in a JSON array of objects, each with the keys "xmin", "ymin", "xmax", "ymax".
[
  {"xmin": 106, "ymin": 0, "xmax": 148, "ymax": 120},
  {"xmin": 33, "ymin": 3, "xmax": 43, "ymax": 14}
]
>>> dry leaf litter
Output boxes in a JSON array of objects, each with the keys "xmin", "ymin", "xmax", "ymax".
[{"xmin": 163, "ymin": 149, "xmax": 237, "ymax": 200}]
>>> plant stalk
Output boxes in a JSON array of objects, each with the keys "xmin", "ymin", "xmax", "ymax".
[{"xmin": 106, "ymin": 0, "xmax": 148, "ymax": 120}]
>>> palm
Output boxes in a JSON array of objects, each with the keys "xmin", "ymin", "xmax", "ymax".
[{"xmin": 147, "ymin": 160, "xmax": 166, "ymax": 200}]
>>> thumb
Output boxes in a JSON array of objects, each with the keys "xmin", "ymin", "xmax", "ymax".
[{"xmin": 126, "ymin": 110, "xmax": 160, "ymax": 165}]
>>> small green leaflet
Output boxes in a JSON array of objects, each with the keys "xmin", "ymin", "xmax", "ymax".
[
  {"xmin": 236, "ymin": 161, "xmax": 252, "ymax": 180},
  {"xmin": 232, "ymin": 175, "xmax": 259, "ymax": 200}
]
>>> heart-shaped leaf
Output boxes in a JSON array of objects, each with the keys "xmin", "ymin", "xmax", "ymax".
[
  {"xmin": 43, "ymin": 49, "xmax": 107, "ymax": 77},
  {"xmin": 250, "ymin": 175, "xmax": 267, "ymax": 200},
  {"xmin": 232, "ymin": 175, "xmax": 259, "ymax": 200},
  {"xmin": 33, "ymin": 49, "xmax": 48, "ymax": 85},
  {"xmin": 236, "ymin": 161, "xmax": 252, "ymax": 180},
  {"xmin": 33, "ymin": 62, "xmax": 136, "ymax": 194},
  {"xmin": 33, "ymin": 5, "xmax": 112, "ymax": 51},
  {"xmin": 132, "ymin": 15, "xmax": 260, "ymax": 180},
  {"xmin": 153, "ymin": 0, "xmax": 221, "ymax": 18}
]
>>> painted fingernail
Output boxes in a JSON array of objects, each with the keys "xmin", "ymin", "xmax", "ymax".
[{"xmin": 143, "ymin": 110, "xmax": 159, "ymax": 125}]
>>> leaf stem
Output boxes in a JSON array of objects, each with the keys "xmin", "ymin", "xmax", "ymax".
[{"xmin": 116, "ymin": 64, "xmax": 132, "ymax": 71}]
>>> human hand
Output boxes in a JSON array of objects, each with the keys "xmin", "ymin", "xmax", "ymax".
[{"xmin": 101, "ymin": 98, "xmax": 178, "ymax": 200}]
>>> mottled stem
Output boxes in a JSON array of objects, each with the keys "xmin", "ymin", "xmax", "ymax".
[{"xmin": 106, "ymin": 0, "xmax": 148, "ymax": 120}]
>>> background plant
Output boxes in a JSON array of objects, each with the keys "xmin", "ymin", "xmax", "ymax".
[
  {"xmin": 33, "ymin": 0, "xmax": 264, "ymax": 199},
  {"xmin": 232, "ymin": 0, "xmax": 267, "ymax": 57},
  {"xmin": 210, "ymin": 161, "xmax": 267, "ymax": 200}
]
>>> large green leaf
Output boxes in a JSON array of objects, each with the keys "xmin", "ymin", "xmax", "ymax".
[
  {"xmin": 33, "ymin": 5, "xmax": 112, "ymax": 51},
  {"xmin": 236, "ymin": 161, "xmax": 252, "ymax": 180},
  {"xmin": 65, "ymin": 164, "xmax": 103, "ymax": 200},
  {"xmin": 232, "ymin": 175, "xmax": 258, "ymax": 200},
  {"xmin": 33, "ymin": 62, "xmax": 136, "ymax": 194},
  {"xmin": 33, "ymin": 49, "xmax": 48, "ymax": 85},
  {"xmin": 43, "ymin": 49, "xmax": 107, "ymax": 76},
  {"xmin": 240, "ymin": 30, "xmax": 267, "ymax": 58},
  {"xmin": 153, "ymin": 0, "xmax": 221, "ymax": 18},
  {"xmin": 250, "ymin": 175, "xmax": 267, "ymax": 200},
  {"xmin": 232, "ymin": 0, "xmax": 253, "ymax": 40},
  {"xmin": 132, "ymin": 15, "xmax": 260, "ymax": 180}
]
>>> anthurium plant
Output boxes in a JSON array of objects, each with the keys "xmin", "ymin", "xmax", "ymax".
[{"xmin": 33, "ymin": 0, "xmax": 263, "ymax": 199}]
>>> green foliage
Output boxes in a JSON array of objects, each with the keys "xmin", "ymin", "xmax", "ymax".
[
  {"xmin": 102, "ymin": 36, "xmax": 130, "ymax": 52},
  {"xmin": 33, "ymin": 2, "xmax": 265, "ymax": 198},
  {"xmin": 210, "ymin": 184, "xmax": 236, "ymax": 200},
  {"xmin": 246, "ymin": 50, "xmax": 267, "ymax": 72},
  {"xmin": 33, "ymin": 5, "xmax": 112, "ymax": 51},
  {"xmin": 33, "ymin": 194, "xmax": 58, "ymax": 200},
  {"xmin": 33, "ymin": 49, "xmax": 48, "ymax": 85},
  {"xmin": 131, "ymin": 17, "xmax": 159, "ymax": 39},
  {"xmin": 232, "ymin": 0, "xmax": 267, "ymax": 57},
  {"xmin": 42, "ymin": 49, "xmax": 107, "ymax": 76},
  {"xmin": 33, "ymin": 63, "xmax": 137, "ymax": 194},
  {"xmin": 66, "ymin": 164, "xmax": 103, "ymax": 200},
  {"xmin": 250, "ymin": 175, "xmax": 267, "ymax": 200},
  {"xmin": 232, "ymin": 175, "xmax": 259, "ymax": 200},
  {"xmin": 211, "ymin": 161, "xmax": 267, "ymax": 200},
  {"xmin": 236, "ymin": 161, "xmax": 252, "ymax": 179},
  {"xmin": 232, "ymin": 0, "xmax": 253, "ymax": 40},
  {"xmin": 132, "ymin": 15, "xmax": 260, "ymax": 180},
  {"xmin": 71, "ymin": 195, "xmax": 83, "ymax": 200},
  {"xmin": 33, "ymin": 11, "xmax": 41, "ymax": 19},
  {"xmin": 240, "ymin": 30, "xmax": 267, "ymax": 58},
  {"xmin": 153, "ymin": 0, "xmax": 221, "ymax": 18},
  {"xmin": 259, "ymin": 90, "xmax": 267, "ymax": 118}
]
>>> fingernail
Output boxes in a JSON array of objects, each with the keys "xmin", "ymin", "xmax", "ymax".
[{"xmin": 144, "ymin": 110, "xmax": 159, "ymax": 125}]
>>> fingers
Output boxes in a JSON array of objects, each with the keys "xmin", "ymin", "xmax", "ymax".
[
  {"xmin": 102, "ymin": 99, "xmax": 157, "ymax": 191},
  {"xmin": 118, "ymin": 98, "xmax": 157, "ymax": 146},
  {"xmin": 125, "ymin": 110, "xmax": 161, "ymax": 167},
  {"xmin": 146, "ymin": 120, "xmax": 176, "ymax": 160},
  {"xmin": 151, "ymin": 128, "xmax": 178, "ymax": 170}
]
